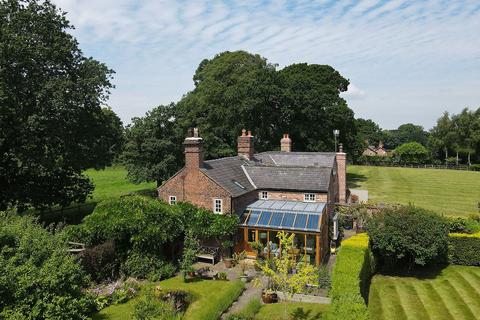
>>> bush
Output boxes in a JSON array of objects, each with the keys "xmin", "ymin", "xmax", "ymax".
[
  {"xmin": 394, "ymin": 142, "xmax": 429, "ymax": 164},
  {"xmin": 79, "ymin": 240, "xmax": 119, "ymax": 282},
  {"xmin": 226, "ymin": 297, "xmax": 262, "ymax": 320},
  {"xmin": 318, "ymin": 266, "xmax": 331, "ymax": 290},
  {"xmin": 470, "ymin": 164, "xmax": 480, "ymax": 171},
  {"xmin": 133, "ymin": 293, "xmax": 179, "ymax": 320},
  {"xmin": 326, "ymin": 234, "xmax": 374, "ymax": 320},
  {"xmin": 0, "ymin": 212, "xmax": 93, "ymax": 319},
  {"xmin": 367, "ymin": 205, "xmax": 449, "ymax": 269},
  {"xmin": 122, "ymin": 251, "xmax": 176, "ymax": 281},
  {"xmin": 448, "ymin": 233, "xmax": 480, "ymax": 266},
  {"xmin": 447, "ymin": 216, "xmax": 480, "ymax": 234}
]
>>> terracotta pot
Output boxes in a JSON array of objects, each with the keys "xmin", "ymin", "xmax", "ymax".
[
  {"xmin": 261, "ymin": 291, "xmax": 278, "ymax": 304},
  {"xmin": 224, "ymin": 258, "xmax": 233, "ymax": 268}
]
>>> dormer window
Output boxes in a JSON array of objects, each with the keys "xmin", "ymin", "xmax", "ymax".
[
  {"xmin": 304, "ymin": 193, "xmax": 316, "ymax": 202},
  {"xmin": 260, "ymin": 191, "xmax": 268, "ymax": 200}
]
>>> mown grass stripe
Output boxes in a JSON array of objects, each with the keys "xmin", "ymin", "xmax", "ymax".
[
  {"xmin": 415, "ymin": 282, "xmax": 454, "ymax": 320},
  {"xmin": 436, "ymin": 278, "xmax": 476, "ymax": 319},
  {"xmin": 397, "ymin": 279, "xmax": 430, "ymax": 320},
  {"xmin": 449, "ymin": 269, "xmax": 480, "ymax": 314},
  {"xmin": 368, "ymin": 279, "xmax": 384, "ymax": 320},
  {"xmin": 384, "ymin": 279, "xmax": 408, "ymax": 320}
]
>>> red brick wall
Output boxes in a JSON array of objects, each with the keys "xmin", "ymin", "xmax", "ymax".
[
  {"xmin": 336, "ymin": 152, "xmax": 347, "ymax": 204},
  {"xmin": 158, "ymin": 168, "xmax": 232, "ymax": 213},
  {"xmin": 232, "ymin": 191, "xmax": 258, "ymax": 214},
  {"xmin": 259, "ymin": 190, "xmax": 328, "ymax": 202}
]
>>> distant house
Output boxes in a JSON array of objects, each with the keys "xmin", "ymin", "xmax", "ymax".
[
  {"xmin": 158, "ymin": 129, "xmax": 348, "ymax": 265},
  {"xmin": 363, "ymin": 141, "xmax": 388, "ymax": 157}
]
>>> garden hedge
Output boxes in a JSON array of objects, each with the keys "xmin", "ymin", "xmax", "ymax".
[
  {"xmin": 326, "ymin": 233, "xmax": 375, "ymax": 320},
  {"xmin": 448, "ymin": 233, "xmax": 480, "ymax": 266}
]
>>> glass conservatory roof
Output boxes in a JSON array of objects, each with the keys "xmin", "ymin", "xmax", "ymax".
[{"xmin": 239, "ymin": 200, "xmax": 326, "ymax": 233}]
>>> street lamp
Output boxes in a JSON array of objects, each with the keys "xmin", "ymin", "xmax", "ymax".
[{"xmin": 333, "ymin": 129, "xmax": 340, "ymax": 152}]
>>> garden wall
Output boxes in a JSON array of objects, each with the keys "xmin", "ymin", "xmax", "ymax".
[
  {"xmin": 326, "ymin": 233, "xmax": 375, "ymax": 320},
  {"xmin": 449, "ymin": 233, "xmax": 480, "ymax": 266}
]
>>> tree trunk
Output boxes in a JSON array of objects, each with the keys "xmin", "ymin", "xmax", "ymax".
[
  {"xmin": 456, "ymin": 151, "xmax": 459, "ymax": 165},
  {"xmin": 468, "ymin": 152, "xmax": 471, "ymax": 166}
]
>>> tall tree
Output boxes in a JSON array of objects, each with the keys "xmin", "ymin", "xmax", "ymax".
[
  {"xmin": 122, "ymin": 104, "xmax": 184, "ymax": 186},
  {"xmin": 277, "ymin": 63, "xmax": 358, "ymax": 155},
  {"xmin": 176, "ymin": 51, "xmax": 280, "ymax": 159},
  {"xmin": 383, "ymin": 123, "xmax": 429, "ymax": 149},
  {"xmin": 0, "ymin": 0, "xmax": 120, "ymax": 210},
  {"xmin": 355, "ymin": 118, "xmax": 385, "ymax": 147}
]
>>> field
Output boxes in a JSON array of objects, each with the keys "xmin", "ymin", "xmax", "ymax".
[
  {"xmin": 94, "ymin": 276, "xmax": 244, "ymax": 320},
  {"xmin": 348, "ymin": 165, "xmax": 480, "ymax": 216},
  {"xmin": 85, "ymin": 166, "xmax": 156, "ymax": 202},
  {"xmin": 369, "ymin": 265, "xmax": 480, "ymax": 320}
]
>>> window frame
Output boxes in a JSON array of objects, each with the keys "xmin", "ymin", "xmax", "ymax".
[
  {"xmin": 213, "ymin": 198, "xmax": 223, "ymax": 214},
  {"xmin": 304, "ymin": 193, "xmax": 316, "ymax": 202},
  {"xmin": 169, "ymin": 195, "xmax": 177, "ymax": 205},
  {"xmin": 260, "ymin": 191, "xmax": 268, "ymax": 200}
]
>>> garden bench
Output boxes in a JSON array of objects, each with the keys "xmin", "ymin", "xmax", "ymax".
[
  {"xmin": 67, "ymin": 241, "xmax": 85, "ymax": 253},
  {"xmin": 196, "ymin": 246, "xmax": 219, "ymax": 265}
]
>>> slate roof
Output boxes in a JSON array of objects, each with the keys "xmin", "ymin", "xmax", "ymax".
[
  {"xmin": 201, "ymin": 151, "xmax": 336, "ymax": 197},
  {"xmin": 201, "ymin": 157, "xmax": 256, "ymax": 197},
  {"xmin": 244, "ymin": 166, "xmax": 331, "ymax": 192}
]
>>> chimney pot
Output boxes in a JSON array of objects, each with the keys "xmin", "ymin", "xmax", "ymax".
[
  {"xmin": 280, "ymin": 133, "xmax": 292, "ymax": 152},
  {"xmin": 238, "ymin": 129, "xmax": 254, "ymax": 160},
  {"xmin": 184, "ymin": 129, "xmax": 204, "ymax": 169},
  {"xmin": 339, "ymin": 143, "xmax": 344, "ymax": 153}
]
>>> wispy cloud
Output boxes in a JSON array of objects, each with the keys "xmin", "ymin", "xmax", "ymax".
[{"xmin": 53, "ymin": 0, "xmax": 480, "ymax": 129}]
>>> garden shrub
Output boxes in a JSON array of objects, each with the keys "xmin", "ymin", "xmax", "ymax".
[
  {"xmin": 122, "ymin": 250, "xmax": 176, "ymax": 281},
  {"xmin": 448, "ymin": 233, "xmax": 480, "ymax": 266},
  {"xmin": 326, "ymin": 233, "xmax": 374, "ymax": 320},
  {"xmin": 446, "ymin": 216, "xmax": 480, "ymax": 234},
  {"xmin": 79, "ymin": 240, "xmax": 119, "ymax": 282},
  {"xmin": 318, "ymin": 265, "xmax": 331, "ymax": 291},
  {"xmin": 367, "ymin": 205, "xmax": 449, "ymax": 269},
  {"xmin": 0, "ymin": 212, "xmax": 93, "ymax": 320},
  {"xmin": 133, "ymin": 293, "xmax": 179, "ymax": 320}
]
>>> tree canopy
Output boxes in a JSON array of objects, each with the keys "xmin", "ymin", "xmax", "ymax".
[
  {"xmin": 394, "ymin": 142, "xmax": 429, "ymax": 164},
  {"xmin": 124, "ymin": 51, "xmax": 358, "ymax": 184},
  {"xmin": 367, "ymin": 205, "xmax": 449, "ymax": 270},
  {"xmin": 0, "ymin": 0, "xmax": 123, "ymax": 210},
  {"xmin": 0, "ymin": 212, "xmax": 92, "ymax": 319},
  {"xmin": 429, "ymin": 108, "xmax": 480, "ymax": 164}
]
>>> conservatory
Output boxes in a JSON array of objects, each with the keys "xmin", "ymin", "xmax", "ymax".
[{"xmin": 235, "ymin": 199, "xmax": 330, "ymax": 266}]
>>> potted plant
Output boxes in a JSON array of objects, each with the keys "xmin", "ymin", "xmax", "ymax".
[
  {"xmin": 239, "ymin": 260, "xmax": 249, "ymax": 283},
  {"xmin": 261, "ymin": 288, "xmax": 278, "ymax": 304},
  {"xmin": 222, "ymin": 240, "xmax": 234, "ymax": 268}
]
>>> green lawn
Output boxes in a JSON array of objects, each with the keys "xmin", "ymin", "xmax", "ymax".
[
  {"xmin": 85, "ymin": 166, "xmax": 156, "ymax": 202},
  {"xmin": 369, "ymin": 265, "xmax": 480, "ymax": 320},
  {"xmin": 348, "ymin": 165, "xmax": 480, "ymax": 216},
  {"xmin": 255, "ymin": 302, "xmax": 329, "ymax": 320},
  {"xmin": 94, "ymin": 276, "xmax": 244, "ymax": 320}
]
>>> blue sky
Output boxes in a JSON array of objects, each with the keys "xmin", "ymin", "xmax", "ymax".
[{"xmin": 54, "ymin": 0, "xmax": 480, "ymax": 129}]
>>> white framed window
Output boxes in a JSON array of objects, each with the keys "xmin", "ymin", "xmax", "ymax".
[
  {"xmin": 169, "ymin": 196, "xmax": 177, "ymax": 205},
  {"xmin": 304, "ymin": 193, "xmax": 316, "ymax": 202},
  {"xmin": 260, "ymin": 191, "xmax": 268, "ymax": 200},
  {"xmin": 213, "ymin": 198, "xmax": 223, "ymax": 214}
]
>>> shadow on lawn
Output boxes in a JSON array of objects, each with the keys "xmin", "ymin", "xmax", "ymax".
[
  {"xmin": 377, "ymin": 263, "xmax": 449, "ymax": 280},
  {"xmin": 346, "ymin": 172, "xmax": 367, "ymax": 189},
  {"xmin": 290, "ymin": 307, "xmax": 322, "ymax": 320}
]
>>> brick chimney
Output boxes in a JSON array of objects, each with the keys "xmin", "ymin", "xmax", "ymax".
[
  {"xmin": 237, "ymin": 129, "xmax": 254, "ymax": 160},
  {"xmin": 336, "ymin": 143, "xmax": 347, "ymax": 204},
  {"xmin": 280, "ymin": 133, "xmax": 292, "ymax": 152},
  {"xmin": 184, "ymin": 128, "xmax": 204, "ymax": 169}
]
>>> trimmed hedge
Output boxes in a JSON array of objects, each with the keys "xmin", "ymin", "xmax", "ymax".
[
  {"xmin": 326, "ymin": 233, "xmax": 375, "ymax": 320},
  {"xmin": 448, "ymin": 233, "xmax": 480, "ymax": 266}
]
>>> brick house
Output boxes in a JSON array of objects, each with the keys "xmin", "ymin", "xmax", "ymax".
[
  {"xmin": 363, "ymin": 141, "xmax": 388, "ymax": 157},
  {"xmin": 158, "ymin": 129, "xmax": 347, "ymax": 265}
]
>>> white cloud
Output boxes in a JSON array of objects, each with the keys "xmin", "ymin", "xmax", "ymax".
[
  {"xmin": 342, "ymin": 84, "xmax": 366, "ymax": 100},
  {"xmin": 52, "ymin": 0, "xmax": 480, "ymax": 129}
]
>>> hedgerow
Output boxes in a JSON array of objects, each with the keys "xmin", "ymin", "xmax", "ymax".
[
  {"xmin": 448, "ymin": 233, "xmax": 480, "ymax": 266},
  {"xmin": 326, "ymin": 233, "xmax": 375, "ymax": 320}
]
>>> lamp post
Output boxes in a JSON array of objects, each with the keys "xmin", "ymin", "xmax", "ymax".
[{"xmin": 333, "ymin": 129, "xmax": 340, "ymax": 152}]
